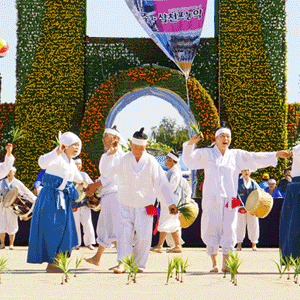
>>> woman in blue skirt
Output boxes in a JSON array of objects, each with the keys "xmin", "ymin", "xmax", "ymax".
[{"xmin": 27, "ymin": 132, "xmax": 83, "ymax": 272}]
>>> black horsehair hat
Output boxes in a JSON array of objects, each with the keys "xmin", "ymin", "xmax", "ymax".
[{"xmin": 133, "ymin": 127, "xmax": 148, "ymax": 140}]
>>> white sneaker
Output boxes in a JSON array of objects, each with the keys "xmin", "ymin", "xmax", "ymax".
[
  {"xmin": 9, "ymin": 245, "xmax": 14, "ymax": 250},
  {"xmin": 0, "ymin": 244, "xmax": 5, "ymax": 250}
]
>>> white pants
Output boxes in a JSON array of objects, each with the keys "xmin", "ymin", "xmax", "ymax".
[
  {"xmin": 0, "ymin": 203, "xmax": 18, "ymax": 235},
  {"xmin": 73, "ymin": 206, "xmax": 95, "ymax": 246},
  {"xmin": 96, "ymin": 192, "xmax": 119, "ymax": 248},
  {"xmin": 201, "ymin": 196, "xmax": 238, "ymax": 256},
  {"xmin": 236, "ymin": 212, "xmax": 259, "ymax": 244},
  {"xmin": 117, "ymin": 203, "xmax": 153, "ymax": 269}
]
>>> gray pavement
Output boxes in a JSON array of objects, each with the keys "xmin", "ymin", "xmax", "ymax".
[{"xmin": 0, "ymin": 246, "xmax": 299, "ymax": 300}]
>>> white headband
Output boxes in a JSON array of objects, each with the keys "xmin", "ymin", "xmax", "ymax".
[
  {"xmin": 58, "ymin": 131, "xmax": 82, "ymax": 156},
  {"xmin": 104, "ymin": 128, "xmax": 121, "ymax": 138},
  {"xmin": 74, "ymin": 158, "xmax": 82, "ymax": 164},
  {"xmin": 167, "ymin": 153, "xmax": 179, "ymax": 162},
  {"xmin": 132, "ymin": 137, "xmax": 147, "ymax": 146},
  {"xmin": 215, "ymin": 128, "xmax": 231, "ymax": 138}
]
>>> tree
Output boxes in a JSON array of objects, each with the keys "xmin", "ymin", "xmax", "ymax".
[{"xmin": 150, "ymin": 117, "xmax": 189, "ymax": 152}]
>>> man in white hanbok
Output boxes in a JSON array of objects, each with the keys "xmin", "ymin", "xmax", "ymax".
[
  {"xmin": 101, "ymin": 128, "xmax": 178, "ymax": 273},
  {"xmin": 85, "ymin": 126, "xmax": 124, "ymax": 266},
  {"xmin": 73, "ymin": 158, "xmax": 96, "ymax": 250},
  {"xmin": 151, "ymin": 152, "xmax": 184, "ymax": 253},
  {"xmin": 0, "ymin": 144, "xmax": 16, "ymax": 249},
  {"xmin": 182, "ymin": 126, "xmax": 291, "ymax": 272},
  {"xmin": 0, "ymin": 167, "xmax": 36, "ymax": 249},
  {"xmin": 236, "ymin": 169, "xmax": 260, "ymax": 251}
]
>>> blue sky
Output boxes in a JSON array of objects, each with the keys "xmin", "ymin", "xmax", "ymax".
[{"xmin": 0, "ymin": 0, "xmax": 299, "ymax": 141}]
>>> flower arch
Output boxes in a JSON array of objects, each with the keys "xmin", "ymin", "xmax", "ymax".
[{"xmin": 79, "ymin": 65, "xmax": 219, "ymax": 196}]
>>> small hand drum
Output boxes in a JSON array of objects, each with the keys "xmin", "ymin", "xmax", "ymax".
[
  {"xmin": 75, "ymin": 180, "xmax": 89, "ymax": 203},
  {"xmin": 3, "ymin": 187, "xmax": 36, "ymax": 221},
  {"xmin": 75, "ymin": 180, "xmax": 101, "ymax": 212},
  {"xmin": 245, "ymin": 189, "xmax": 273, "ymax": 218}
]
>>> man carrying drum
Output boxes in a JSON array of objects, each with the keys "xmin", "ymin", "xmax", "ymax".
[
  {"xmin": 73, "ymin": 158, "xmax": 96, "ymax": 250},
  {"xmin": 236, "ymin": 169, "xmax": 260, "ymax": 251},
  {"xmin": 151, "ymin": 152, "xmax": 184, "ymax": 253},
  {"xmin": 182, "ymin": 124, "xmax": 291, "ymax": 273},
  {"xmin": 0, "ymin": 166, "xmax": 36, "ymax": 250}
]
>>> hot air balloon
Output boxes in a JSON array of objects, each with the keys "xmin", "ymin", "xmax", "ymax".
[
  {"xmin": 0, "ymin": 39, "xmax": 9, "ymax": 58},
  {"xmin": 125, "ymin": 0, "xmax": 208, "ymax": 106}
]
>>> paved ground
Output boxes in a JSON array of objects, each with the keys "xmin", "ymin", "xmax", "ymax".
[{"xmin": 0, "ymin": 246, "xmax": 299, "ymax": 300}]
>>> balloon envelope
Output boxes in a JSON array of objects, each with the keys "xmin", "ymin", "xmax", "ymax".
[
  {"xmin": 125, "ymin": 0, "xmax": 208, "ymax": 77},
  {"xmin": 0, "ymin": 39, "xmax": 9, "ymax": 58}
]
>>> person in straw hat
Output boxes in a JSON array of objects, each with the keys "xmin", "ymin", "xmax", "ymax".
[
  {"xmin": 151, "ymin": 151, "xmax": 184, "ymax": 253},
  {"xmin": 72, "ymin": 158, "xmax": 95, "ymax": 250},
  {"xmin": 236, "ymin": 169, "xmax": 260, "ymax": 252},
  {"xmin": 0, "ymin": 166, "xmax": 36, "ymax": 250},
  {"xmin": 259, "ymin": 172, "xmax": 270, "ymax": 189},
  {"xmin": 27, "ymin": 132, "xmax": 84, "ymax": 273},
  {"xmin": 101, "ymin": 127, "xmax": 178, "ymax": 273},
  {"xmin": 182, "ymin": 123, "xmax": 291, "ymax": 273},
  {"xmin": 84, "ymin": 125, "xmax": 125, "ymax": 267}
]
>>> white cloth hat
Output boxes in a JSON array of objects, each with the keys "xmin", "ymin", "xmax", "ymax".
[
  {"xmin": 11, "ymin": 167, "xmax": 16, "ymax": 173},
  {"xmin": 58, "ymin": 131, "xmax": 82, "ymax": 156},
  {"xmin": 268, "ymin": 179, "xmax": 276, "ymax": 184}
]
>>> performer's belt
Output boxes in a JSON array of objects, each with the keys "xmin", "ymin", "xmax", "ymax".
[{"xmin": 146, "ymin": 204, "xmax": 160, "ymax": 235}]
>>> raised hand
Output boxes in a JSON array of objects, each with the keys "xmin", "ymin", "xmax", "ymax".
[
  {"xmin": 187, "ymin": 133, "xmax": 204, "ymax": 145},
  {"xmin": 56, "ymin": 143, "xmax": 68, "ymax": 155},
  {"xmin": 276, "ymin": 150, "xmax": 292, "ymax": 159},
  {"xmin": 5, "ymin": 143, "xmax": 13, "ymax": 156},
  {"xmin": 108, "ymin": 139, "xmax": 119, "ymax": 156}
]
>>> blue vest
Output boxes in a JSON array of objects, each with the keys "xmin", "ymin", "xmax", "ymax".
[
  {"xmin": 238, "ymin": 178, "xmax": 257, "ymax": 204},
  {"xmin": 1, "ymin": 179, "xmax": 18, "ymax": 199}
]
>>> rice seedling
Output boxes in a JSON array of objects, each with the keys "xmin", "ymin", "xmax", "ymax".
[
  {"xmin": 12, "ymin": 127, "xmax": 27, "ymax": 143},
  {"xmin": 120, "ymin": 254, "xmax": 139, "ymax": 284},
  {"xmin": 176, "ymin": 198, "xmax": 193, "ymax": 221},
  {"xmin": 289, "ymin": 257, "xmax": 300, "ymax": 284},
  {"xmin": 189, "ymin": 121, "xmax": 202, "ymax": 135},
  {"xmin": 51, "ymin": 136, "xmax": 60, "ymax": 146},
  {"xmin": 283, "ymin": 254, "xmax": 294, "ymax": 280},
  {"xmin": 54, "ymin": 252, "xmax": 72, "ymax": 285},
  {"xmin": 271, "ymin": 250, "xmax": 287, "ymax": 278},
  {"xmin": 226, "ymin": 251, "xmax": 242, "ymax": 286},
  {"xmin": 166, "ymin": 257, "xmax": 175, "ymax": 285},
  {"xmin": 74, "ymin": 256, "xmax": 83, "ymax": 277},
  {"xmin": 0, "ymin": 257, "xmax": 11, "ymax": 284},
  {"xmin": 173, "ymin": 257, "xmax": 182, "ymax": 281},
  {"xmin": 179, "ymin": 257, "xmax": 189, "ymax": 283}
]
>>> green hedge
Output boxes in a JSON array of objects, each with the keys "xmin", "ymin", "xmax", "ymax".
[{"xmin": 15, "ymin": 0, "xmax": 86, "ymax": 187}]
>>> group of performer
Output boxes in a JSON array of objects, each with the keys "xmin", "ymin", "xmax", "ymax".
[{"xmin": 0, "ymin": 123, "xmax": 298, "ymax": 274}]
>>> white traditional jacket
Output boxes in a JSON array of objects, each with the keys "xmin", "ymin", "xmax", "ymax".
[
  {"xmin": 101, "ymin": 151, "xmax": 176, "ymax": 208},
  {"xmin": 182, "ymin": 143, "xmax": 278, "ymax": 208}
]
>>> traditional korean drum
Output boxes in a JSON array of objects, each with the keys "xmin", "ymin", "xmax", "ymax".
[
  {"xmin": 178, "ymin": 199, "xmax": 199, "ymax": 229},
  {"xmin": 245, "ymin": 189, "xmax": 273, "ymax": 218},
  {"xmin": 3, "ymin": 187, "xmax": 36, "ymax": 221},
  {"xmin": 75, "ymin": 180, "xmax": 101, "ymax": 212}
]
